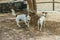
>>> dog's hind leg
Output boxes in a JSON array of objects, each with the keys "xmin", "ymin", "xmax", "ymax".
[{"xmin": 16, "ymin": 21, "xmax": 21, "ymax": 27}]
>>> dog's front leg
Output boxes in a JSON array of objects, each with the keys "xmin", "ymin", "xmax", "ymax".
[
  {"xmin": 44, "ymin": 19, "xmax": 46, "ymax": 28},
  {"xmin": 38, "ymin": 21, "xmax": 40, "ymax": 30},
  {"xmin": 27, "ymin": 21, "xmax": 29, "ymax": 27},
  {"xmin": 25, "ymin": 21, "xmax": 29, "ymax": 27},
  {"xmin": 25, "ymin": 21, "xmax": 27, "ymax": 25},
  {"xmin": 44, "ymin": 21, "xmax": 45, "ymax": 28},
  {"xmin": 40, "ymin": 23, "xmax": 43, "ymax": 31}
]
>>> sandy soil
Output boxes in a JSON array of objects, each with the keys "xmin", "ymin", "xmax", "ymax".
[{"xmin": 0, "ymin": 13, "xmax": 60, "ymax": 40}]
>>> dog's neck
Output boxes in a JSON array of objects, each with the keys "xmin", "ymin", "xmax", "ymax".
[{"xmin": 26, "ymin": 13, "xmax": 30, "ymax": 16}]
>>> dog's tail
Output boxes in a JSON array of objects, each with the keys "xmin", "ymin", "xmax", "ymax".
[
  {"xmin": 11, "ymin": 9, "xmax": 17, "ymax": 17},
  {"xmin": 12, "ymin": 12, "xmax": 17, "ymax": 17}
]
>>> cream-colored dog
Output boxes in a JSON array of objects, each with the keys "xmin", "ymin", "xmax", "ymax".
[{"xmin": 37, "ymin": 12, "xmax": 47, "ymax": 31}]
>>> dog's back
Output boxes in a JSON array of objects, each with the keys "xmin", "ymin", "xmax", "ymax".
[{"xmin": 16, "ymin": 14, "xmax": 26, "ymax": 21}]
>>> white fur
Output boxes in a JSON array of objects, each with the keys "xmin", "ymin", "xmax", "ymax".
[
  {"xmin": 38, "ymin": 13, "xmax": 46, "ymax": 31},
  {"xmin": 16, "ymin": 14, "xmax": 31, "ymax": 27},
  {"xmin": 10, "ymin": 9, "xmax": 31, "ymax": 27}
]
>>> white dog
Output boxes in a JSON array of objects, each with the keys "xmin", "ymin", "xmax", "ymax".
[
  {"xmin": 16, "ymin": 14, "xmax": 31, "ymax": 27},
  {"xmin": 11, "ymin": 9, "xmax": 32, "ymax": 28},
  {"xmin": 37, "ymin": 12, "xmax": 47, "ymax": 31}
]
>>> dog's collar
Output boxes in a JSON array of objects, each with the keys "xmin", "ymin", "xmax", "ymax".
[{"xmin": 42, "ymin": 15, "xmax": 46, "ymax": 17}]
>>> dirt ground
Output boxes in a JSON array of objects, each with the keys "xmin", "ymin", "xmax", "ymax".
[{"xmin": 0, "ymin": 13, "xmax": 60, "ymax": 40}]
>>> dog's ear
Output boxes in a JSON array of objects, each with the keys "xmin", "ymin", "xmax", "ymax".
[
  {"xmin": 45, "ymin": 12, "xmax": 47, "ymax": 14},
  {"xmin": 42, "ymin": 12, "xmax": 47, "ymax": 14},
  {"xmin": 42, "ymin": 12, "xmax": 45, "ymax": 14}
]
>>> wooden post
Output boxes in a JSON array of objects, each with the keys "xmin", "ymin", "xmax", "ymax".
[
  {"xmin": 53, "ymin": 0, "xmax": 54, "ymax": 11},
  {"xmin": 33, "ymin": 0, "xmax": 37, "ymax": 13},
  {"xmin": 26, "ymin": 0, "xmax": 37, "ymax": 13}
]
